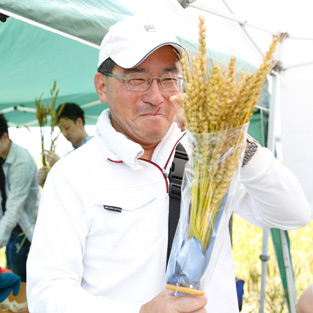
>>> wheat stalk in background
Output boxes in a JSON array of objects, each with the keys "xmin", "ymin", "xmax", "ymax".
[
  {"xmin": 35, "ymin": 80, "xmax": 64, "ymax": 166},
  {"xmin": 181, "ymin": 16, "xmax": 278, "ymax": 252}
]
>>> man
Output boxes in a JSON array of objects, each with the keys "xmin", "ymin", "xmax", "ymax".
[
  {"xmin": 38, "ymin": 102, "xmax": 93, "ymax": 186},
  {"xmin": 0, "ymin": 114, "xmax": 39, "ymax": 282},
  {"xmin": 26, "ymin": 15, "xmax": 311, "ymax": 313}
]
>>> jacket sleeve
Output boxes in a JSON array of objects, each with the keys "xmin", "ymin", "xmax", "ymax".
[
  {"xmin": 234, "ymin": 146, "xmax": 311, "ymax": 229},
  {"xmin": 26, "ymin": 168, "xmax": 143, "ymax": 313},
  {"xmin": 0, "ymin": 156, "xmax": 36, "ymax": 247}
]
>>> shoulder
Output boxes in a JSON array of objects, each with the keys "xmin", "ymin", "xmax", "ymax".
[
  {"xmin": 53, "ymin": 136, "xmax": 105, "ymax": 175},
  {"xmin": 8, "ymin": 142, "xmax": 36, "ymax": 164},
  {"xmin": 47, "ymin": 137, "xmax": 112, "ymax": 194}
]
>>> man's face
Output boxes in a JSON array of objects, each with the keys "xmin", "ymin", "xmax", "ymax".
[
  {"xmin": 0, "ymin": 133, "xmax": 9, "ymax": 159},
  {"xmin": 101, "ymin": 46, "xmax": 183, "ymax": 147},
  {"xmin": 0, "ymin": 136, "xmax": 6, "ymax": 158},
  {"xmin": 57, "ymin": 117, "xmax": 83, "ymax": 146}
]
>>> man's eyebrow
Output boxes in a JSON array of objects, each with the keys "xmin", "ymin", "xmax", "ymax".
[
  {"xmin": 122, "ymin": 65, "xmax": 180, "ymax": 74},
  {"xmin": 123, "ymin": 68, "xmax": 145, "ymax": 74},
  {"xmin": 163, "ymin": 66, "xmax": 180, "ymax": 73}
]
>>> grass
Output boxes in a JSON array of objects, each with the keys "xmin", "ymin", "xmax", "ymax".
[
  {"xmin": 0, "ymin": 247, "xmax": 6, "ymax": 268},
  {"xmin": 0, "ymin": 215, "xmax": 311, "ymax": 312},
  {"xmin": 232, "ymin": 214, "xmax": 313, "ymax": 312}
]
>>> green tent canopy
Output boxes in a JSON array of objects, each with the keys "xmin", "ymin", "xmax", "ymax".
[
  {"xmin": 0, "ymin": 0, "xmax": 268, "ymax": 128},
  {"xmin": 0, "ymin": 17, "xmax": 105, "ymax": 126}
]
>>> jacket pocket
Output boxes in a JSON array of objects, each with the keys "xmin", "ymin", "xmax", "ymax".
[
  {"xmin": 91, "ymin": 185, "xmax": 166, "ymax": 253},
  {"xmin": 93, "ymin": 184, "xmax": 156, "ymax": 212}
]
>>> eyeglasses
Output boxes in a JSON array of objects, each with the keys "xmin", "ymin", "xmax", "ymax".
[{"xmin": 104, "ymin": 72, "xmax": 184, "ymax": 92}]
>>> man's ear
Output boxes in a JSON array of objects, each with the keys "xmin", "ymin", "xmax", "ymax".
[
  {"xmin": 1, "ymin": 132, "xmax": 9, "ymax": 141},
  {"xmin": 94, "ymin": 73, "xmax": 107, "ymax": 103},
  {"xmin": 76, "ymin": 117, "xmax": 84, "ymax": 127}
]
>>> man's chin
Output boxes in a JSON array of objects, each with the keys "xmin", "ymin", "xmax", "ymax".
[{"xmin": 138, "ymin": 130, "xmax": 169, "ymax": 145}]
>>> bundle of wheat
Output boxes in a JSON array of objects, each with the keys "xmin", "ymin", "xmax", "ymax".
[{"xmin": 166, "ymin": 15, "xmax": 278, "ymax": 295}]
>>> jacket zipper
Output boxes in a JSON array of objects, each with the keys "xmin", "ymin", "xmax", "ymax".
[{"xmin": 139, "ymin": 159, "xmax": 169, "ymax": 193}]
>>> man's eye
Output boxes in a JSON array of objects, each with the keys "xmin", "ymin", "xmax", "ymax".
[
  {"xmin": 163, "ymin": 77, "xmax": 177, "ymax": 82},
  {"xmin": 128, "ymin": 78, "xmax": 146, "ymax": 85}
]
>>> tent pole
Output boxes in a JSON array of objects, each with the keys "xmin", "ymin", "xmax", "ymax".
[
  {"xmin": 221, "ymin": 0, "xmax": 264, "ymax": 57},
  {"xmin": 259, "ymin": 229, "xmax": 270, "ymax": 313},
  {"xmin": 268, "ymin": 72, "xmax": 297, "ymax": 312},
  {"xmin": 260, "ymin": 71, "xmax": 296, "ymax": 312},
  {"xmin": 189, "ymin": 3, "xmax": 279, "ymax": 36},
  {"xmin": 266, "ymin": 71, "xmax": 279, "ymax": 153},
  {"xmin": 280, "ymin": 230, "xmax": 297, "ymax": 313},
  {"xmin": 259, "ymin": 71, "xmax": 279, "ymax": 312}
]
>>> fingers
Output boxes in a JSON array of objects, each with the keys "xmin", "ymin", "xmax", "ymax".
[
  {"xmin": 42, "ymin": 150, "xmax": 57, "ymax": 158},
  {"xmin": 175, "ymin": 109, "xmax": 186, "ymax": 131},
  {"xmin": 38, "ymin": 166, "xmax": 49, "ymax": 173},
  {"xmin": 38, "ymin": 166, "xmax": 49, "ymax": 187},
  {"xmin": 42, "ymin": 150, "xmax": 60, "ymax": 167},
  {"xmin": 140, "ymin": 289, "xmax": 207, "ymax": 313},
  {"xmin": 172, "ymin": 294, "xmax": 207, "ymax": 313},
  {"xmin": 170, "ymin": 93, "xmax": 187, "ymax": 131}
]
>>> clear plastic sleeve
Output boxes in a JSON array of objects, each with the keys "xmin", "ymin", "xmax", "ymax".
[{"xmin": 165, "ymin": 124, "xmax": 248, "ymax": 295}]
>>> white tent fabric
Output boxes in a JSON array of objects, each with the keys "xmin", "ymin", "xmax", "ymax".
[
  {"xmin": 177, "ymin": 0, "xmax": 313, "ymax": 215},
  {"xmin": 281, "ymin": 66, "xmax": 313, "ymax": 215}
]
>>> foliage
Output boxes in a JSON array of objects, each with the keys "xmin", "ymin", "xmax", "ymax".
[
  {"xmin": 0, "ymin": 247, "xmax": 6, "ymax": 268},
  {"xmin": 233, "ymin": 214, "xmax": 313, "ymax": 312},
  {"xmin": 35, "ymin": 80, "xmax": 63, "ymax": 166}
]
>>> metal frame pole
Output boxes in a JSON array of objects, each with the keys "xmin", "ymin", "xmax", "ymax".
[
  {"xmin": 280, "ymin": 230, "xmax": 297, "ymax": 313},
  {"xmin": 259, "ymin": 229, "xmax": 270, "ymax": 313},
  {"xmin": 259, "ymin": 70, "xmax": 279, "ymax": 313}
]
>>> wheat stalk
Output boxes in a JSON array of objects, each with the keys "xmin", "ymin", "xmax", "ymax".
[
  {"xmin": 35, "ymin": 81, "xmax": 63, "ymax": 166},
  {"xmin": 181, "ymin": 16, "xmax": 278, "ymax": 252}
]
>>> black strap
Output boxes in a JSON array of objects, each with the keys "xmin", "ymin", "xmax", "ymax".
[{"xmin": 167, "ymin": 143, "xmax": 188, "ymax": 264}]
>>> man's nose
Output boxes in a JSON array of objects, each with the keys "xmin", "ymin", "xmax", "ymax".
[{"xmin": 142, "ymin": 79, "xmax": 164, "ymax": 105}]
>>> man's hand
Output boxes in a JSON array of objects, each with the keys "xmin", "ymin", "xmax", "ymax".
[
  {"xmin": 42, "ymin": 150, "xmax": 60, "ymax": 167},
  {"xmin": 140, "ymin": 289, "xmax": 207, "ymax": 313},
  {"xmin": 170, "ymin": 93, "xmax": 187, "ymax": 131},
  {"xmin": 38, "ymin": 166, "xmax": 49, "ymax": 187}
]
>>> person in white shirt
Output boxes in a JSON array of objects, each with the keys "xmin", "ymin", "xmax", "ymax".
[
  {"xmin": 26, "ymin": 15, "xmax": 311, "ymax": 313},
  {"xmin": 37, "ymin": 102, "xmax": 93, "ymax": 187}
]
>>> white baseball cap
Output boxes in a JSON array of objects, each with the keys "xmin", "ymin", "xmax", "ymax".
[{"xmin": 98, "ymin": 15, "xmax": 188, "ymax": 69}]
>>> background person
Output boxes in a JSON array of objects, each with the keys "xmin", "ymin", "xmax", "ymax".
[
  {"xmin": 0, "ymin": 114, "xmax": 39, "ymax": 282},
  {"xmin": 38, "ymin": 102, "xmax": 93, "ymax": 186},
  {"xmin": 26, "ymin": 15, "xmax": 311, "ymax": 313}
]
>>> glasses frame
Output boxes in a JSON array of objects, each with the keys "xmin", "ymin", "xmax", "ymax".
[{"xmin": 103, "ymin": 72, "xmax": 184, "ymax": 92}]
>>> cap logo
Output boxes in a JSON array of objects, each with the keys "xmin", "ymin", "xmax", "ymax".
[{"xmin": 144, "ymin": 25, "xmax": 156, "ymax": 32}]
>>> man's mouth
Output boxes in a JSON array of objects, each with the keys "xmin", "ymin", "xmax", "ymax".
[{"xmin": 153, "ymin": 108, "xmax": 161, "ymax": 116}]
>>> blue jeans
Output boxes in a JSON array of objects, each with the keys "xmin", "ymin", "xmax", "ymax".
[{"xmin": 5, "ymin": 232, "xmax": 30, "ymax": 282}]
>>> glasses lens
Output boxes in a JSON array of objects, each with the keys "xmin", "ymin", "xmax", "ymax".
[
  {"xmin": 125, "ymin": 73, "xmax": 150, "ymax": 91},
  {"xmin": 124, "ymin": 73, "xmax": 183, "ymax": 92},
  {"xmin": 160, "ymin": 73, "xmax": 183, "ymax": 91}
]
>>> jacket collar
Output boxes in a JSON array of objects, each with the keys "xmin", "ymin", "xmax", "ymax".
[{"xmin": 95, "ymin": 109, "xmax": 184, "ymax": 170}]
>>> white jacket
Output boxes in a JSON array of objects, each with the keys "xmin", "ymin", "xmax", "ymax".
[{"xmin": 27, "ymin": 109, "xmax": 311, "ymax": 313}]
